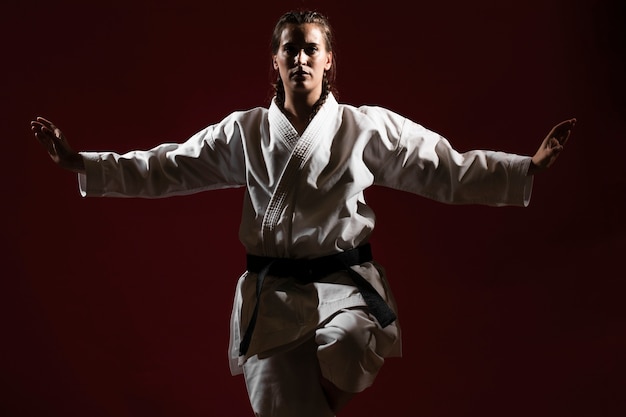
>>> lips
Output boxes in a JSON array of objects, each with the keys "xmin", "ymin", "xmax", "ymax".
[{"xmin": 291, "ymin": 68, "xmax": 309, "ymax": 79}]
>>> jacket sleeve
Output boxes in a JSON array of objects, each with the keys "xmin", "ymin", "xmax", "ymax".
[
  {"xmin": 78, "ymin": 112, "xmax": 250, "ymax": 198},
  {"xmin": 362, "ymin": 107, "xmax": 533, "ymax": 207}
]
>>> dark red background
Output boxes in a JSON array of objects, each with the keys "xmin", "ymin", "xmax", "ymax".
[{"xmin": 3, "ymin": 0, "xmax": 625, "ymax": 416}]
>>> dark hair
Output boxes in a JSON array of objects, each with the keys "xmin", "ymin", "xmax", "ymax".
[{"xmin": 270, "ymin": 10, "xmax": 337, "ymax": 119}]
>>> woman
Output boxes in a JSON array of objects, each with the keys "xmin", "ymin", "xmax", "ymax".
[{"xmin": 31, "ymin": 10, "xmax": 575, "ymax": 417}]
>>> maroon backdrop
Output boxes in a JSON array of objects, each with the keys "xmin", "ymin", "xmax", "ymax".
[{"xmin": 3, "ymin": 0, "xmax": 625, "ymax": 416}]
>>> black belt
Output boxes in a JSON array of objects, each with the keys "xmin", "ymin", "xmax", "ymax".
[{"xmin": 239, "ymin": 244, "xmax": 397, "ymax": 356}]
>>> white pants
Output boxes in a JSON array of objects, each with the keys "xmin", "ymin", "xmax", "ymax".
[{"xmin": 242, "ymin": 308, "xmax": 399, "ymax": 417}]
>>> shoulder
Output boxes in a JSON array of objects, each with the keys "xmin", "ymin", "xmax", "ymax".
[
  {"xmin": 221, "ymin": 106, "xmax": 269, "ymax": 124},
  {"xmin": 337, "ymin": 102, "xmax": 408, "ymax": 134},
  {"xmin": 198, "ymin": 107, "xmax": 269, "ymax": 145},
  {"xmin": 211, "ymin": 106, "xmax": 269, "ymax": 133},
  {"xmin": 339, "ymin": 102, "xmax": 406, "ymax": 123}
]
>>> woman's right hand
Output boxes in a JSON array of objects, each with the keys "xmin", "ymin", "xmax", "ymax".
[{"xmin": 31, "ymin": 117, "xmax": 85, "ymax": 173}]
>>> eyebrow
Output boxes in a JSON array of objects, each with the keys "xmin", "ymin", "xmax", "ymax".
[{"xmin": 282, "ymin": 41, "xmax": 320, "ymax": 47}]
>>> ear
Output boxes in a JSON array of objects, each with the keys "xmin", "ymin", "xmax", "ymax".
[
  {"xmin": 324, "ymin": 51, "xmax": 333, "ymax": 71},
  {"xmin": 273, "ymin": 55, "xmax": 279, "ymax": 70}
]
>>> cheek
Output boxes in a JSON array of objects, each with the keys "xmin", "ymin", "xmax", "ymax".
[
  {"xmin": 276, "ymin": 57, "xmax": 290, "ymax": 73},
  {"xmin": 319, "ymin": 54, "xmax": 332, "ymax": 70},
  {"xmin": 318, "ymin": 57, "xmax": 332, "ymax": 71}
]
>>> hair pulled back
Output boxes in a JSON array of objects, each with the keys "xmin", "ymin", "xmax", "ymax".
[{"xmin": 270, "ymin": 10, "xmax": 337, "ymax": 119}]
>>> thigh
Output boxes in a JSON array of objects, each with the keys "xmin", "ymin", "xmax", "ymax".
[{"xmin": 242, "ymin": 337, "xmax": 334, "ymax": 417}]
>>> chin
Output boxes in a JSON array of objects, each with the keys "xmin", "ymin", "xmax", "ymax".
[{"xmin": 290, "ymin": 83, "xmax": 318, "ymax": 94}]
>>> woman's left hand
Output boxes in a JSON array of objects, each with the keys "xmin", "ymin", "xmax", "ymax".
[{"xmin": 528, "ymin": 118, "xmax": 576, "ymax": 175}]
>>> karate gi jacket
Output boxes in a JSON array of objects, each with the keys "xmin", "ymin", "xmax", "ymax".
[{"xmin": 78, "ymin": 94, "xmax": 533, "ymax": 374}]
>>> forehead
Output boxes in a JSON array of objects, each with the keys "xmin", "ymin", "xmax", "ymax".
[{"xmin": 279, "ymin": 23, "xmax": 325, "ymax": 45}]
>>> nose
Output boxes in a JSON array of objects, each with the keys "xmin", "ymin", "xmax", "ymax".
[{"xmin": 294, "ymin": 49, "xmax": 307, "ymax": 66}]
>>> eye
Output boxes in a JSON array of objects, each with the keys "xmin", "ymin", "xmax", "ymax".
[
  {"xmin": 283, "ymin": 44, "xmax": 297, "ymax": 55},
  {"xmin": 304, "ymin": 46, "xmax": 318, "ymax": 55}
]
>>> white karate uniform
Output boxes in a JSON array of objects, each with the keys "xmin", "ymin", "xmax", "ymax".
[{"xmin": 78, "ymin": 94, "xmax": 533, "ymax": 415}]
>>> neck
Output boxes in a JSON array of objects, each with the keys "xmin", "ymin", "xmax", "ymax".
[
  {"xmin": 284, "ymin": 89, "xmax": 319, "ymax": 116},
  {"xmin": 282, "ymin": 89, "xmax": 323, "ymax": 134}
]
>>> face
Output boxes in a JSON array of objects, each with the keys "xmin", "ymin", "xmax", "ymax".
[{"xmin": 273, "ymin": 23, "xmax": 332, "ymax": 100}]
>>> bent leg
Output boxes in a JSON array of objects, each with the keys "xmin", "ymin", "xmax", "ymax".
[
  {"xmin": 315, "ymin": 308, "xmax": 398, "ymax": 411},
  {"xmin": 243, "ymin": 309, "xmax": 398, "ymax": 416}
]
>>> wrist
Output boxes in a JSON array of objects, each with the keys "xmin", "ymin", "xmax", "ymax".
[
  {"xmin": 64, "ymin": 153, "xmax": 86, "ymax": 174},
  {"xmin": 527, "ymin": 159, "xmax": 540, "ymax": 176}
]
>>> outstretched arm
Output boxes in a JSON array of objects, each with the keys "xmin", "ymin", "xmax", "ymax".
[
  {"xmin": 30, "ymin": 117, "xmax": 85, "ymax": 173},
  {"xmin": 527, "ymin": 118, "xmax": 576, "ymax": 175}
]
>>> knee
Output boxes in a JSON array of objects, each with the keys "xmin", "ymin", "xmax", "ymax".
[
  {"xmin": 316, "ymin": 315, "xmax": 385, "ymax": 376},
  {"xmin": 316, "ymin": 323, "xmax": 371, "ymax": 357}
]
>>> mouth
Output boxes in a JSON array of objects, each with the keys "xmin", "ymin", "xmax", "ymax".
[{"xmin": 291, "ymin": 68, "xmax": 309, "ymax": 79}]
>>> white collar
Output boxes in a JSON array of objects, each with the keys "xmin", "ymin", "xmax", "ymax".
[{"xmin": 268, "ymin": 93, "xmax": 338, "ymax": 148}]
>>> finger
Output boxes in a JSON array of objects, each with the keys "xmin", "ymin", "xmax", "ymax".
[
  {"xmin": 36, "ymin": 117, "xmax": 54, "ymax": 128},
  {"xmin": 33, "ymin": 130, "xmax": 44, "ymax": 144},
  {"xmin": 547, "ymin": 137, "xmax": 561, "ymax": 149},
  {"xmin": 550, "ymin": 118, "xmax": 576, "ymax": 134},
  {"xmin": 34, "ymin": 131, "xmax": 56, "ymax": 155},
  {"xmin": 41, "ymin": 126, "xmax": 56, "ymax": 137},
  {"xmin": 31, "ymin": 122, "xmax": 49, "ymax": 136},
  {"xmin": 561, "ymin": 118, "xmax": 576, "ymax": 145},
  {"xmin": 37, "ymin": 117, "xmax": 63, "ymax": 137},
  {"xmin": 551, "ymin": 122, "xmax": 574, "ymax": 145},
  {"xmin": 551, "ymin": 120, "xmax": 573, "ymax": 135},
  {"xmin": 31, "ymin": 121, "xmax": 51, "ymax": 136},
  {"xmin": 40, "ymin": 125, "xmax": 64, "ymax": 141},
  {"xmin": 31, "ymin": 120, "xmax": 47, "ymax": 129}
]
